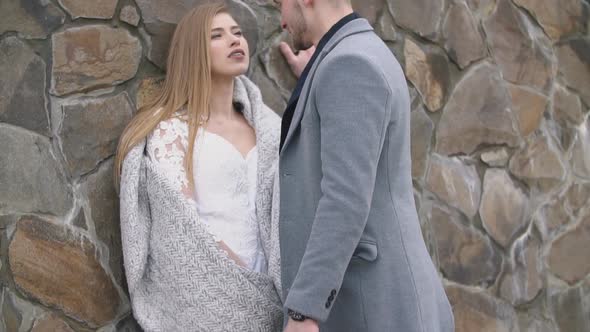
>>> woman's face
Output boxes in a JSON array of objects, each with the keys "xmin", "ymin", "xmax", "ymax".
[{"xmin": 209, "ymin": 13, "xmax": 249, "ymax": 78}]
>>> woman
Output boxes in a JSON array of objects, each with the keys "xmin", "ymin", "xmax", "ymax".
[{"xmin": 114, "ymin": 2, "xmax": 283, "ymax": 330}]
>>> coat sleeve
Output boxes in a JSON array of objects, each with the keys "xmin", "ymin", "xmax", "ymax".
[
  {"xmin": 283, "ymin": 53, "xmax": 392, "ymax": 322},
  {"xmin": 119, "ymin": 147, "xmax": 151, "ymax": 295}
]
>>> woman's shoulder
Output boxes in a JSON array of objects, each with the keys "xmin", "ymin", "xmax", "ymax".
[
  {"xmin": 146, "ymin": 109, "xmax": 190, "ymax": 157},
  {"xmin": 150, "ymin": 109, "xmax": 188, "ymax": 137}
]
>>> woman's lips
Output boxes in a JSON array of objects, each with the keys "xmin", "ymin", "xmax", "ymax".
[{"xmin": 228, "ymin": 49, "xmax": 245, "ymax": 59}]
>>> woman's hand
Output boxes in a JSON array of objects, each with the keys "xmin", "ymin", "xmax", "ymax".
[{"xmin": 218, "ymin": 240, "xmax": 246, "ymax": 267}]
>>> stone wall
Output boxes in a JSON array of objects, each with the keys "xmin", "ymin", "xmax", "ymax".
[{"xmin": 0, "ymin": 0, "xmax": 589, "ymax": 331}]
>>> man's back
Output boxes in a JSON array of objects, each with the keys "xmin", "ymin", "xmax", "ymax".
[{"xmin": 279, "ymin": 18, "xmax": 454, "ymax": 332}]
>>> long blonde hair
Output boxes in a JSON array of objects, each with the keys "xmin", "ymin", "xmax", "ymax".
[{"xmin": 114, "ymin": 1, "xmax": 228, "ymax": 189}]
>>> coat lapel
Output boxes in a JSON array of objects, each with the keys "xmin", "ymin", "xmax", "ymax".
[{"xmin": 280, "ymin": 19, "xmax": 373, "ymax": 153}]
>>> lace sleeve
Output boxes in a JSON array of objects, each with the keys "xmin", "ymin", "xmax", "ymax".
[{"xmin": 146, "ymin": 117, "xmax": 195, "ymax": 201}]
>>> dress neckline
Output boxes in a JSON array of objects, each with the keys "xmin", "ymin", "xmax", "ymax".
[{"xmin": 199, "ymin": 128, "xmax": 257, "ymax": 161}]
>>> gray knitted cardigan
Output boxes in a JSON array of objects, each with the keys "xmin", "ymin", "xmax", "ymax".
[{"xmin": 119, "ymin": 76, "xmax": 283, "ymax": 331}]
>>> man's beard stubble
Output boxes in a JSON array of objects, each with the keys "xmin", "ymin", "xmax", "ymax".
[{"xmin": 291, "ymin": 3, "xmax": 312, "ymax": 50}]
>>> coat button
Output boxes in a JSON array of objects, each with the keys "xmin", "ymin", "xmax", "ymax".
[
  {"xmin": 331, "ymin": 289, "xmax": 337, "ymax": 296},
  {"xmin": 325, "ymin": 300, "xmax": 331, "ymax": 308}
]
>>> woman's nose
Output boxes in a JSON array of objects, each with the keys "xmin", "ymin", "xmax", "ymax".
[{"xmin": 230, "ymin": 34, "xmax": 241, "ymax": 47}]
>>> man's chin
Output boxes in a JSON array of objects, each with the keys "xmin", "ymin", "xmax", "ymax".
[{"xmin": 293, "ymin": 39, "xmax": 312, "ymax": 52}]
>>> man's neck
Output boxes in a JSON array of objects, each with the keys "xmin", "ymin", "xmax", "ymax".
[{"xmin": 308, "ymin": 6, "xmax": 354, "ymax": 46}]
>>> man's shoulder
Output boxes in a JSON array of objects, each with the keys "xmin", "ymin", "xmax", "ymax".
[
  {"xmin": 328, "ymin": 31, "xmax": 397, "ymax": 64},
  {"xmin": 321, "ymin": 33, "xmax": 402, "ymax": 82}
]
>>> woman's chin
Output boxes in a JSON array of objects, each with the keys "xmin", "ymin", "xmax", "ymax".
[{"xmin": 213, "ymin": 66, "xmax": 249, "ymax": 79}]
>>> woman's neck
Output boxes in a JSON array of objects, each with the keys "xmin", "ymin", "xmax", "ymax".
[{"xmin": 209, "ymin": 76, "xmax": 236, "ymax": 121}]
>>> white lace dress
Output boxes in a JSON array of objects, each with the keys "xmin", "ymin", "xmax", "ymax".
[{"xmin": 145, "ymin": 116, "xmax": 267, "ymax": 273}]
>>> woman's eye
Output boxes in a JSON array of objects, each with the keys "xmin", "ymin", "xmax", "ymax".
[
  {"xmin": 211, "ymin": 34, "xmax": 221, "ymax": 39},
  {"xmin": 234, "ymin": 31, "xmax": 243, "ymax": 36}
]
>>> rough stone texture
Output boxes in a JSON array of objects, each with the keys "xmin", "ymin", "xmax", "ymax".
[
  {"xmin": 0, "ymin": 0, "xmax": 65, "ymax": 39},
  {"xmin": 466, "ymin": 0, "xmax": 496, "ymax": 13},
  {"xmin": 551, "ymin": 279, "xmax": 590, "ymax": 332},
  {"xmin": 404, "ymin": 38, "xmax": 451, "ymax": 112},
  {"xmin": 120, "ymin": 5, "xmax": 141, "ymax": 26},
  {"xmin": 513, "ymin": 0, "xmax": 587, "ymax": 41},
  {"xmin": 571, "ymin": 119, "xmax": 590, "ymax": 179},
  {"xmin": 481, "ymin": 148, "xmax": 510, "ymax": 167},
  {"xmin": 250, "ymin": 62, "xmax": 287, "ymax": 115},
  {"xmin": 51, "ymin": 25, "xmax": 142, "ymax": 96},
  {"xmin": 58, "ymin": 93, "xmax": 134, "ymax": 178},
  {"xmin": 72, "ymin": 208, "xmax": 88, "ymax": 231},
  {"xmin": 499, "ymin": 235, "xmax": 543, "ymax": 305},
  {"xmin": 58, "ymin": 0, "xmax": 118, "ymax": 19},
  {"xmin": 410, "ymin": 106, "xmax": 434, "ymax": 180},
  {"xmin": 262, "ymin": 34, "xmax": 297, "ymax": 98},
  {"xmin": 566, "ymin": 182, "xmax": 590, "ymax": 217},
  {"xmin": 548, "ymin": 213, "xmax": 590, "ymax": 285},
  {"xmin": 534, "ymin": 198, "xmax": 571, "ymax": 239},
  {"xmin": 484, "ymin": 0, "xmax": 555, "ymax": 93},
  {"xmin": 80, "ymin": 160, "xmax": 124, "ymax": 285},
  {"xmin": 430, "ymin": 205, "xmax": 501, "ymax": 286},
  {"xmin": 389, "ymin": 0, "xmax": 444, "ymax": 39},
  {"xmin": 518, "ymin": 313, "xmax": 558, "ymax": 332},
  {"xmin": 255, "ymin": 4, "xmax": 282, "ymax": 41},
  {"xmin": 557, "ymin": 38, "xmax": 590, "ymax": 105},
  {"xmin": 442, "ymin": 2, "xmax": 486, "ymax": 69},
  {"xmin": 351, "ymin": 0, "xmax": 385, "ymax": 26},
  {"xmin": 446, "ymin": 285, "xmax": 519, "ymax": 332},
  {"xmin": 135, "ymin": 77, "xmax": 164, "ymax": 111},
  {"xmin": 480, "ymin": 169, "xmax": 529, "ymax": 248},
  {"xmin": 509, "ymin": 134, "xmax": 567, "ymax": 187},
  {"xmin": 426, "ymin": 155, "xmax": 481, "ymax": 218},
  {"xmin": 1, "ymin": 289, "xmax": 22, "ymax": 332},
  {"xmin": 8, "ymin": 216, "xmax": 120, "ymax": 327},
  {"xmin": 553, "ymin": 84, "xmax": 584, "ymax": 127},
  {"xmin": 0, "ymin": 37, "xmax": 49, "ymax": 136},
  {"xmin": 31, "ymin": 314, "xmax": 75, "ymax": 332},
  {"xmin": 0, "ymin": 125, "xmax": 72, "ymax": 216},
  {"xmin": 375, "ymin": 8, "xmax": 397, "ymax": 42},
  {"xmin": 508, "ymin": 84, "xmax": 548, "ymax": 137},
  {"xmin": 436, "ymin": 63, "xmax": 521, "ymax": 155},
  {"xmin": 137, "ymin": 0, "xmax": 258, "ymax": 69}
]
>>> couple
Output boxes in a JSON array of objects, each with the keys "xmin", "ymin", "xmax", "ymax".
[{"xmin": 115, "ymin": 0, "xmax": 454, "ymax": 331}]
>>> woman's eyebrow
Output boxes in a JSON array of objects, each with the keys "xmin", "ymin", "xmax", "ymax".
[{"xmin": 211, "ymin": 25, "xmax": 241, "ymax": 32}]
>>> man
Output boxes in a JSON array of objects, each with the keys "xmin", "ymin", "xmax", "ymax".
[{"xmin": 275, "ymin": 0, "xmax": 455, "ymax": 331}]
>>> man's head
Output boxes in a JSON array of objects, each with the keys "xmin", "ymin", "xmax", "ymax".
[{"xmin": 275, "ymin": 0, "xmax": 353, "ymax": 50}]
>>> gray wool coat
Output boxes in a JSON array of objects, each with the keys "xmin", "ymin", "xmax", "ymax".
[{"xmin": 278, "ymin": 18, "xmax": 455, "ymax": 332}]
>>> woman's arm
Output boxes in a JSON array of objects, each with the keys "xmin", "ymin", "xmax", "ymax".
[{"xmin": 218, "ymin": 240, "xmax": 246, "ymax": 267}]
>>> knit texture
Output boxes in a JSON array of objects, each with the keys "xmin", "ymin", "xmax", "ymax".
[{"xmin": 119, "ymin": 76, "xmax": 283, "ymax": 331}]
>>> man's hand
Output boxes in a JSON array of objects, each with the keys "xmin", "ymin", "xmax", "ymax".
[
  {"xmin": 279, "ymin": 42, "xmax": 316, "ymax": 78},
  {"xmin": 283, "ymin": 318, "xmax": 319, "ymax": 332}
]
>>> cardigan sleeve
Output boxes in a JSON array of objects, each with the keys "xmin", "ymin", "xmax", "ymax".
[{"xmin": 119, "ymin": 146, "xmax": 152, "ymax": 294}]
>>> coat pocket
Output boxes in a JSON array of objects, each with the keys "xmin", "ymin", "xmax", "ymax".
[{"xmin": 352, "ymin": 240, "xmax": 378, "ymax": 262}]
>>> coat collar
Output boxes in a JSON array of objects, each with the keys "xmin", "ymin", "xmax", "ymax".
[{"xmin": 280, "ymin": 18, "xmax": 373, "ymax": 153}]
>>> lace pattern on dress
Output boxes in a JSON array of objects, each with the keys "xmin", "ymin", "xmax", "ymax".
[{"xmin": 146, "ymin": 117, "xmax": 194, "ymax": 201}]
